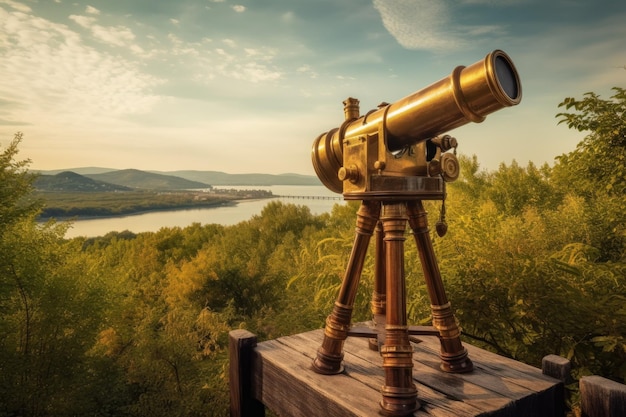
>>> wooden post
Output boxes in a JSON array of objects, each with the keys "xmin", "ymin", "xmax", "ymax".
[
  {"xmin": 542, "ymin": 355, "xmax": 571, "ymax": 383},
  {"xmin": 580, "ymin": 375, "xmax": 626, "ymax": 417},
  {"xmin": 541, "ymin": 355, "xmax": 570, "ymax": 417},
  {"xmin": 229, "ymin": 329, "xmax": 265, "ymax": 417}
]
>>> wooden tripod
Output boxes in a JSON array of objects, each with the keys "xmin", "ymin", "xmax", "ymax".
[{"xmin": 312, "ymin": 198, "xmax": 473, "ymax": 417}]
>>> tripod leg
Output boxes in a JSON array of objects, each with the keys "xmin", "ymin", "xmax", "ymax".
[
  {"xmin": 379, "ymin": 202, "xmax": 419, "ymax": 416},
  {"xmin": 369, "ymin": 220, "xmax": 386, "ymax": 351},
  {"xmin": 312, "ymin": 200, "xmax": 380, "ymax": 375},
  {"xmin": 407, "ymin": 201, "xmax": 473, "ymax": 373}
]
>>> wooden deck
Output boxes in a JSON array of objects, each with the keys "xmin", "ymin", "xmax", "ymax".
[{"xmin": 230, "ymin": 326, "xmax": 566, "ymax": 417}]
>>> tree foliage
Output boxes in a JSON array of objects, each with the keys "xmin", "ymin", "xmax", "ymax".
[
  {"xmin": 554, "ymin": 87, "xmax": 626, "ymax": 199},
  {"xmin": 554, "ymin": 87, "xmax": 626, "ymax": 262},
  {"xmin": 0, "ymin": 133, "xmax": 41, "ymax": 233},
  {"xmin": 1, "ymin": 134, "xmax": 107, "ymax": 416}
]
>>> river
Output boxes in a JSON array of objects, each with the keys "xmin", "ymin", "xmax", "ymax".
[{"xmin": 62, "ymin": 185, "xmax": 345, "ymax": 238}]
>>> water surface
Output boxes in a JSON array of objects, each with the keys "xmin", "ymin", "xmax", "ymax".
[{"xmin": 63, "ymin": 185, "xmax": 343, "ymax": 238}]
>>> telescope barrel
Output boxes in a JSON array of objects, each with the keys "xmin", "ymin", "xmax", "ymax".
[{"xmin": 312, "ymin": 50, "xmax": 521, "ymax": 192}]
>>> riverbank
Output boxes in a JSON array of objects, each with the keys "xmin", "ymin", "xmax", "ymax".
[
  {"xmin": 38, "ymin": 199, "xmax": 241, "ymax": 222},
  {"xmin": 35, "ymin": 189, "xmax": 273, "ymax": 221}
]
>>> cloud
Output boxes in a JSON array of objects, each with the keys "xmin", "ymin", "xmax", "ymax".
[
  {"xmin": 0, "ymin": 0, "xmax": 31, "ymax": 13},
  {"xmin": 85, "ymin": 5, "xmax": 100, "ymax": 15},
  {"xmin": 372, "ymin": 0, "xmax": 460, "ymax": 50},
  {"xmin": 222, "ymin": 38, "xmax": 237, "ymax": 48},
  {"xmin": 232, "ymin": 5, "xmax": 246, "ymax": 13},
  {"xmin": 231, "ymin": 62, "xmax": 281, "ymax": 82},
  {"xmin": 0, "ymin": 5, "xmax": 162, "ymax": 128},
  {"xmin": 163, "ymin": 28, "xmax": 284, "ymax": 86},
  {"xmin": 191, "ymin": 46, "xmax": 282, "ymax": 84},
  {"xmin": 91, "ymin": 24, "xmax": 136, "ymax": 47},
  {"xmin": 214, "ymin": 47, "xmax": 229, "ymax": 57},
  {"xmin": 297, "ymin": 65, "xmax": 318, "ymax": 79},
  {"xmin": 372, "ymin": 0, "xmax": 514, "ymax": 50},
  {"xmin": 68, "ymin": 14, "xmax": 96, "ymax": 27},
  {"xmin": 68, "ymin": 11, "xmax": 143, "ymax": 53}
]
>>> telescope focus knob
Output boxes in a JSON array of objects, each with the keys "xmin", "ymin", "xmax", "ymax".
[
  {"xmin": 440, "ymin": 153, "xmax": 460, "ymax": 182},
  {"xmin": 431, "ymin": 135, "xmax": 458, "ymax": 152},
  {"xmin": 338, "ymin": 164, "xmax": 360, "ymax": 184},
  {"xmin": 429, "ymin": 153, "xmax": 460, "ymax": 182}
]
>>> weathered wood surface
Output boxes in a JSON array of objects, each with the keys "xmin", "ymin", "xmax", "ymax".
[
  {"xmin": 229, "ymin": 329, "xmax": 265, "ymax": 417},
  {"xmin": 580, "ymin": 375, "xmax": 626, "ymax": 417},
  {"xmin": 236, "ymin": 326, "xmax": 564, "ymax": 417},
  {"xmin": 542, "ymin": 355, "xmax": 572, "ymax": 384}
]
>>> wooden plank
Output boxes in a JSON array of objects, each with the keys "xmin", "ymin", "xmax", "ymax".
[
  {"xmin": 416, "ymin": 335, "xmax": 558, "ymax": 387},
  {"xmin": 580, "ymin": 375, "xmax": 626, "ymax": 417},
  {"xmin": 245, "ymin": 327, "xmax": 564, "ymax": 417},
  {"xmin": 321, "ymin": 332, "xmax": 498, "ymax": 416},
  {"xmin": 252, "ymin": 339, "xmax": 383, "ymax": 417},
  {"xmin": 229, "ymin": 329, "xmax": 265, "ymax": 417},
  {"xmin": 279, "ymin": 331, "xmax": 481, "ymax": 416},
  {"xmin": 413, "ymin": 335, "xmax": 563, "ymax": 417},
  {"xmin": 262, "ymin": 330, "xmax": 485, "ymax": 417}
]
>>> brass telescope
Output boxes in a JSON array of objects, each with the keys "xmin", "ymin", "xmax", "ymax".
[
  {"xmin": 310, "ymin": 50, "xmax": 522, "ymax": 416},
  {"xmin": 312, "ymin": 49, "xmax": 521, "ymax": 195}
]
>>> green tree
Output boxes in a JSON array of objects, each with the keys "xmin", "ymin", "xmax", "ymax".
[
  {"xmin": 0, "ymin": 134, "xmax": 111, "ymax": 416},
  {"xmin": 554, "ymin": 87, "xmax": 625, "ymax": 261},
  {"xmin": 555, "ymin": 87, "xmax": 626, "ymax": 199},
  {"xmin": 0, "ymin": 133, "xmax": 41, "ymax": 234},
  {"xmin": 486, "ymin": 160, "xmax": 560, "ymax": 216}
]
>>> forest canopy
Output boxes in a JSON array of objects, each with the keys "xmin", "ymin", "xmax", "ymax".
[{"xmin": 0, "ymin": 88, "xmax": 625, "ymax": 416}]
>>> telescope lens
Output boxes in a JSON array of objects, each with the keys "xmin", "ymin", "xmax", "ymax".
[{"xmin": 495, "ymin": 55, "xmax": 519, "ymax": 100}]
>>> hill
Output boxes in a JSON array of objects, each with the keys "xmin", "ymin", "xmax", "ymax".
[
  {"xmin": 36, "ymin": 167, "xmax": 118, "ymax": 176},
  {"xmin": 35, "ymin": 171, "xmax": 131, "ymax": 192},
  {"xmin": 36, "ymin": 168, "xmax": 322, "ymax": 186},
  {"xmin": 154, "ymin": 170, "xmax": 322, "ymax": 186},
  {"xmin": 85, "ymin": 169, "xmax": 211, "ymax": 190}
]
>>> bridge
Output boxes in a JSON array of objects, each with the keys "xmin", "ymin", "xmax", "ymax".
[{"xmin": 276, "ymin": 195, "xmax": 343, "ymax": 201}]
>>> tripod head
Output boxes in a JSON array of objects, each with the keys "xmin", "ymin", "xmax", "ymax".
[{"xmin": 311, "ymin": 50, "xmax": 522, "ymax": 199}]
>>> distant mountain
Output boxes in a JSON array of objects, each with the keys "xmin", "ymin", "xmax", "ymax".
[
  {"xmin": 35, "ymin": 167, "xmax": 118, "ymax": 176},
  {"xmin": 35, "ymin": 168, "xmax": 322, "ymax": 187},
  {"xmin": 154, "ymin": 170, "xmax": 322, "ymax": 186},
  {"xmin": 86, "ymin": 169, "xmax": 211, "ymax": 190},
  {"xmin": 35, "ymin": 171, "xmax": 131, "ymax": 192}
]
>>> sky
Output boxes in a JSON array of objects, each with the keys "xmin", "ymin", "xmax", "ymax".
[{"xmin": 0, "ymin": 0, "xmax": 625, "ymax": 177}]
